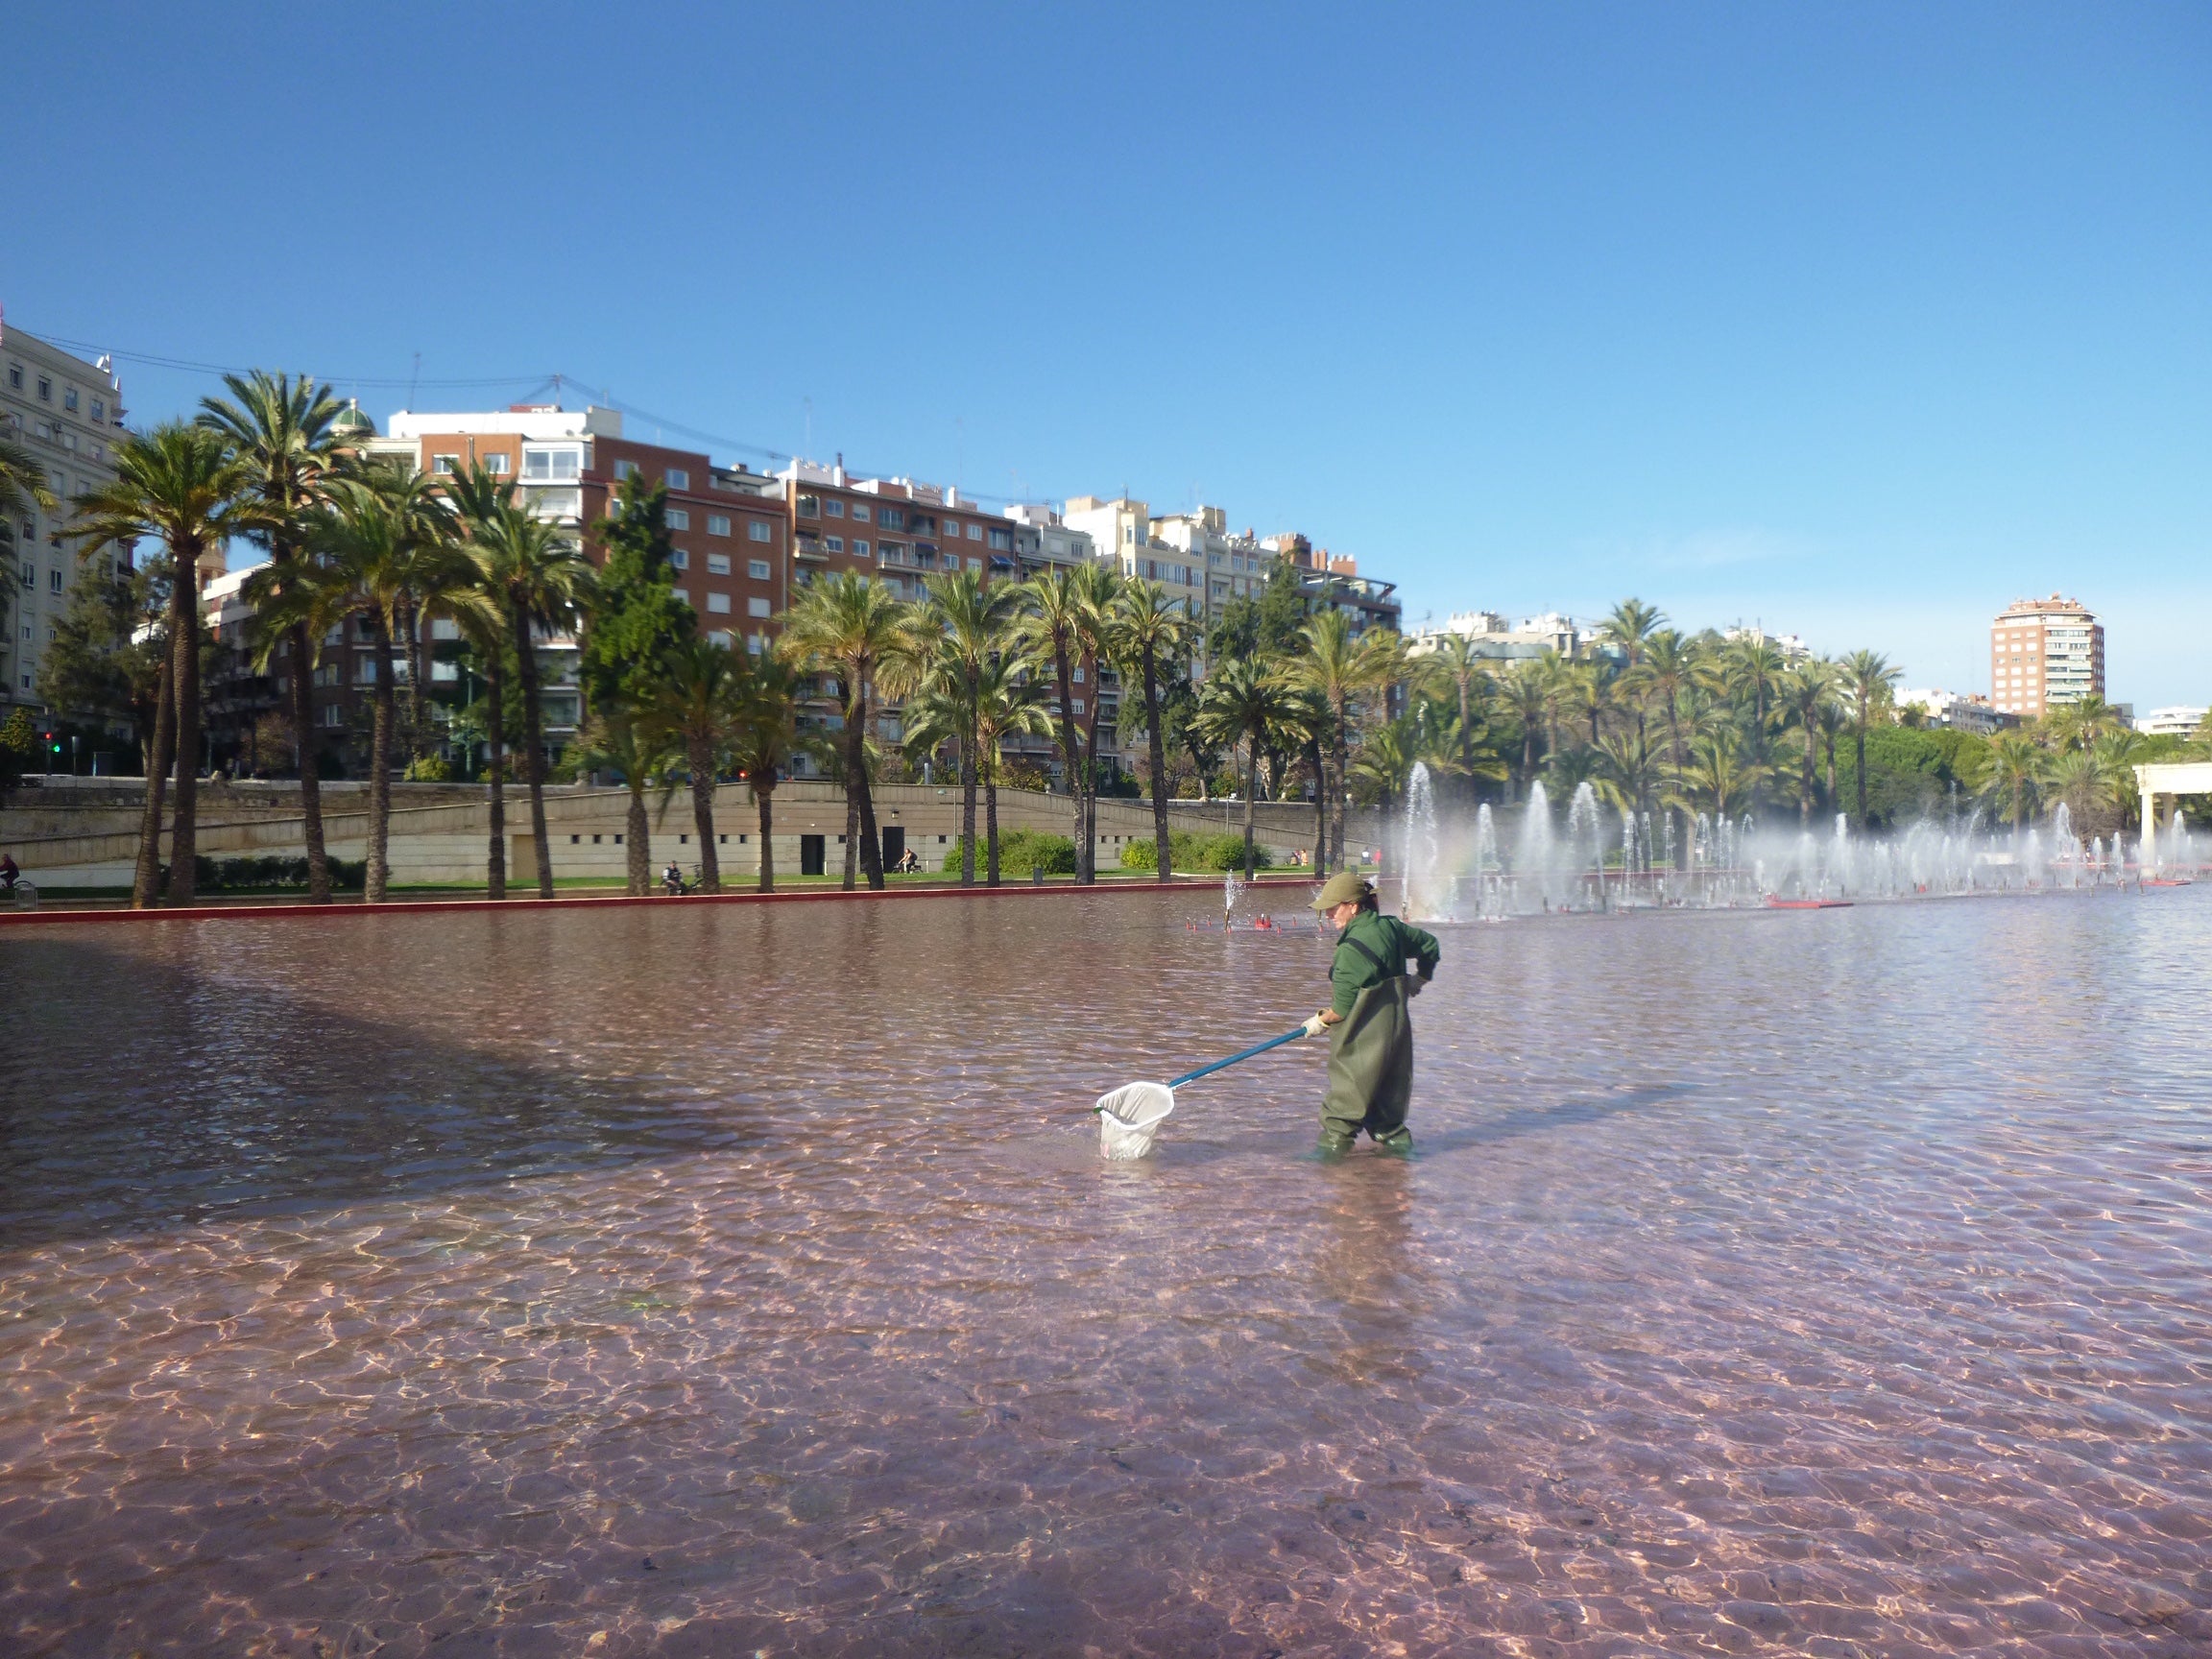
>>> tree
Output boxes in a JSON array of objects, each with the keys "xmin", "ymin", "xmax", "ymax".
[
  {"xmin": 441, "ymin": 464, "xmax": 520, "ymax": 896},
  {"xmin": 581, "ymin": 472, "xmax": 694, "ymax": 714},
  {"xmin": 37, "ymin": 560, "xmax": 165, "ymax": 762},
  {"xmin": 1190, "ymin": 655, "xmax": 1295, "ymax": 878},
  {"xmin": 727, "ymin": 642, "xmax": 807, "ymax": 893},
  {"xmin": 782, "ymin": 571, "xmax": 907, "ymax": 890},
  {"xmin": 972, "ymin": 653, "xmax": 1053, "ymax": 883},
  {"xmin": 1111, "ymin": 579, "xmax": 1197, "ymax": 883},
  {"xmin": 645, "ymin": 636, "xmax": 742, "ymax": 891},
  {"xmin": 1777, "ymin": 659, "xmax": 1839, "ymax": 825},
  {"xmin": 1070, "ymin": 563, "xmax": 1122, "ymax": 882},
  {"xmin": 70, "ymin": 423, "xmax": 254, "ymax": 906},
  {"xmin": 1839, "ymin": 649, "xmax": 1903, "ymax": 828},
  {"xmin": 197, "ymin": 372, "xmax": 352, "ymax": 901},
  {"xmin": 911, "ymin": 568, "xmax": 1022, "ymax": 886},
  {"xmin": 1668, "ymin": 727, "xmax": 1771, "ymax": 821},
  {"xmin": 1015, "ymin": 567, "xmax": 1088, "ymax": 808},
  {"xmin": 471, "ymin": 502, "xmax": 595, "ymax": 898},
  {"xmin": 571, "ymin": 705, "xmax": 681, "ymax": 895},
  {"xmin": 1285, "ymin": 609, "xmax": 1393, "ymax": 878},
  {"xmin": 1978, "ymin": 731, "xmax": 2049, "ymax": 829},
  {"xmin": 1493, "ymin": 660, "xmax": 1552, "ymax": 797},
  {"xmin": 1417, "ymin": 633, "xmax": 1496, "ymax": 805}
]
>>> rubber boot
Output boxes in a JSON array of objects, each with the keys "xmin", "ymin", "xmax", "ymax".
[
  {"xmin": 1315, "ymin": 1132, "xmax": 1356, "ymax": 1159},
  {"xmin": 1373, "ymin": 1128, "xmax": 1413, "ymax": 1155}
]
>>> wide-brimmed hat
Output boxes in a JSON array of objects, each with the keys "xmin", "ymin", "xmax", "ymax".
[{"xmin": 1310, "ymin": 872, "xmax": 1376, "ymax": 911}]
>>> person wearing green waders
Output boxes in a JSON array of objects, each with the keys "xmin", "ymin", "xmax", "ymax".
[
  {"xmin": 1291, "ymin": 871, "xmax": 1451, "ymax": 1159},
  {"xmin": 1300, "ymin": 871, "xmax": 1441, "ymax": 1154}
]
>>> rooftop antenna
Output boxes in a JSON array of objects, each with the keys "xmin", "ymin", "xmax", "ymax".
[
  {"xmin": 406, "ymin": 351, "xmax": 421, "ymax": 411},
  {"xmin": 804, "ymin": 396, "xmax": 812, "ymax": 458}
]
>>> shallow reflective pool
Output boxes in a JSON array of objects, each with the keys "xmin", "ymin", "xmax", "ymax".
[{"xmin": 3, "ymin": 888, "xmax": 2208, "ymax": 1656}]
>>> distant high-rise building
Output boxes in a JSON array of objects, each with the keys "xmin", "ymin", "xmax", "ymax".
[{"xmin": 1990, "ymin": 594, "xmax": 2104, "ymax": 719}]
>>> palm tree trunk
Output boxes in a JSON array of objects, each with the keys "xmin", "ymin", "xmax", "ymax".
[
  {"xmin": 959, "ymin": 724, "xmax": 978, "ymax": 887},
  {"xmin": 1799, "ymin": 732, "xmax": 1815, "ymax": 827},
  {"xmin": 1855, "ymin": 719, "xmax": 1869, "ymax": 828},
  {"xmin": 985, "ymin": 764, "xmax": 1001, "ymax": 887},
  {"xmin": 756, "ymin": 779, "xmax": 777, "ymax": 894},
  {"xmin": 1077, "ymin": 654, "xmax": 1102, "ymax": 884},
  {"xmin": 841, "ymin": 683, "xmax": 861, "ymax": 890},
  {"xmin": 1143, "ymin": 647, "xmax": 1171, "ymax": 881},
  {"xmin": 1307, "ymin": 735, "xmax": 1327, "ymax": 873},
  {"xmin": 626, "ymin": 775, "xmax": 650, "ymax": 896},
  {"xmin": 397, "ymin": 594, "xmax": 425, "ymax": 768},
  {"xmin": 287, "ymin": 620, "xmax": 331, "ymax": 902},
  {"xmin": 132, "ymin": 661, "xmax": 174, "ymax": 909},
  {"xmin": 1052, "ymin": 641, "xmax": 1079, "ymax": 818},
  {"xmin": 1824, "ymin": 731, "xmax": 1838, "ymax": 812},
  {"xmin": 689, "ymin": 732, "xmax": 720, "ymax": 892},
  {"xmin": 164, "ymin": 552, "xmax": 203, "ymax": 906},
  {"xmin": 1242, "ymin": 740, "xmax": 1259, "ymax": 880},
  {"xmin": 848, "ymin": 677, "xmax": 885, "ymax": 890},
  {"xmin": 1331, "ymin": 701, "xmax": 1350, "ymax": 882},
  {"xmin": 367, "ymin": 618, "xmax": 396, "ymax": 902},
  {"xmin": 513, "ymin": 604, "xmax": 553, "ymax": 899},
  {"xmin": 485, "ymin": 651, "xmax": 507, "ymax": 900}
]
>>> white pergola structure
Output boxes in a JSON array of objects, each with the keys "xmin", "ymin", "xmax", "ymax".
[{"xmin": 2135, "ymin": 761, "xmax": 2212, "ymax": 872}]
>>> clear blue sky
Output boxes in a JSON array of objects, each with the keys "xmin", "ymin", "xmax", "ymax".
[{"xmin": 7, "ymin": 3, "xmax": 2206, "ymax": 705}]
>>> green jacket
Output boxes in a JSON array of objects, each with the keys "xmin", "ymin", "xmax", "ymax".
[{"xmin": 1329, "ymin": 910, "xmax": 1441, "ymax": 1018}]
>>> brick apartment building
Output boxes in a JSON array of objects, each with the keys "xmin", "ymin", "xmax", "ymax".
[{"xmin": 1989, "ymin": 593, "xmax": 2104, "ymax": 720}]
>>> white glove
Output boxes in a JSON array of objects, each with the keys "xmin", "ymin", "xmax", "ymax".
[{"xmin": 1302, "ymin": 1013, "xmax": 1331, "ymax": 1039}]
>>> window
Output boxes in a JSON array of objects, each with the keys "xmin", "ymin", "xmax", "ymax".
[
  {"xmin": 672, "ymin": 587, "xmax": 690, "ymax": 604},
  {"xmin": 797, "ymin": 493, "xmax": 819, "ymax": 517},
  {"xmin": 49, "ymin": 568, "xmax": 62, "ymax": 593},
  {"xmin": 322, "ymin": 704, "xmax": 343, "ymax": 727},
  {"xmin": 708, "ymin": 514, "xmax": 731, "ymax": 537},
  {"xmin": 707, "ymin": 552, "xmax": 731, "ymax": 576},
  {"xmin": 90, "ymin": 398, "xmax": 104, "ymax": 423},
  {"xmin": 5, "ymin": 366, "xmax": 18, "ymax": 390},
  {"xmin": 19, "ymin": 564, "xmax": 33, "ymax": 589},
  {"xmin": 709, "ymin": 630, "xmax": 733, "ymax": 648},
  {"xmin": 748, "ymin": 559, "xmax": 771, "ymax": 580},
  {"xmin": 967, "ymin": 557, "xmax": 982, "ymax": 572},
  {"xmin": 851, "ymin": 503, "xmax": 871, "ymax": 522},
  {"xmin": 853, "ymin": 540, "xmax": 870, "ymax": 558},
  {"xmin": 665, "ymin": 508, "xmax": 690, "ymax": 530},
  {"xmin": 879, "ymin": 508, "xmax": 903, "ymax": 530},
  {"xmin": 1072, "ymin": 666, "xmax": 1085, "ymax": 684},
  {"xmin": 748, "ymin": 597, "xmax": 771, "ymax": 618},
  {"xmin": 484, "ymin": 452, "xmax": 510, "ymax": 475},
  {"xmin": 944, "ymin": 518, "xmax": 960, "ymax": 538},
  {"xmin": 1073, "ymin": 698, "xmax": 1086, "ymax": 714},
  {"xmin": 826, "ymin": 536, "xmax": 844, "ymax": 552},
  {"xmin": 432, "ymin": 454, "xmax": 459, "ymax": 475},
  {"xmin": 614, "ymin": 460, "xmax": 640, "ymax": 481},
  {"xmin": 707, "ymin": 592, "xmax": 732, "ymax": 614},
  {"xmin": 967, "ymin": 523, "xmax": 983, "ymax": 541},
  {"xmin": 63, "ymin": 388, "xmax": 79, "ymax": 413},
  {"xmin": 666, "ymin": 468, "xmax": 689, "ymax": 490},
  {"xmin": 669, "ymin": 549, "xmax": 689, "ymax": 570},
  {"xmin": 988, "ymin": 528, "xmax": 1011, "ymax": 550},
  {"xmin": 748, "ymin": 520, "xmax": 772, "ymax": 542},
  {"xmin": 36, "ymin": 376, "xmax": 51, "ymax": 401},
  {"xmin": 825, "ymin": 499, "xmax": 844, "ymax": 517},
  {"xmin": 522, "ymin": 446, "xmax": 581, "ymax": 481},
  {"xmin": 747, "ymin": 633, "xmax": 765, "ymax": 655}
]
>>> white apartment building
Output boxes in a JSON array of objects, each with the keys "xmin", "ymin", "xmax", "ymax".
[
  {"xmin": 1063, "ymin": 494, "xmax": 1206, "ymax": 620},
  {"xmin": 2, "ymin": 325, "xmax": 127, "ymax": 706},
  {"xmin": 1148, "ymin": 505, "xmax": 1266, "ymax": 618},
  {"xmin": 1723, "ymin": 623, "xmax": 1813, "ymax": 663},
  {"xmin": 1407, "ymin": 610, "xmax": 1581, "ymax": 661},
  {"xmin": 1894, "ymin": 687, "xmax": 2015, "ymax": 736},
  {"xmin": 2136, "ymin": 705, "xmax": 2207, "ymax": 737}
]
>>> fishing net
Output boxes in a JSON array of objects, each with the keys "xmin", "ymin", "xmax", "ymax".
[{"xmin": 1094, "ymin": 1082, "xmax": 1174, "ymax": 1160}]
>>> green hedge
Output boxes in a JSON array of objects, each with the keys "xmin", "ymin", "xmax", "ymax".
[
  {"xmin": 941, "ymin": 830, "xmax": 1077, "ymax": 875},
  {"xmin": 1120, "ymin": 830, "xmax": 1271, "ymax": 872},
  {"xmin": 194, "ymin": 854, "xmax": 368, "ymax": 892}
]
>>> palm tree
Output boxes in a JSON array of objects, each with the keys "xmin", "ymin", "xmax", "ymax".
[
  {"xmin": 1112, "ymin": 579, "xmax": 1197, "ymax": 882},
  {"xmin": 782, "ymin": 571, "xmax": 908, "ymax": 890},
  {"xmin": 1190, "ymin": 655, "xmax": 1294, "ymax": 878},
  {"xmin": 727, "ymin": 642, "xmax": 807, "ymax": 892},
  {"xmin": 197, "ymin": 372, "xmax": 352, "ymax": 901},
  {"xmin": 1839, "ymin": 649, "xmax": 1902, "ymax": 827},
  {"xmin": 1016, "ymin": 567, "xmax": 1090, "ymax": 830},
  {"xmin": 1284, "ymin": 608, "xmax": 1391, "ymax": 878},
  {"xmin": 572, "ymin": 705, "xmax": 682, "ymax": 895},
  {"xmin": 472, "ymin": 502, "xmax": 594, "ymax": 898},
  {"xmin": 2042, "ymin": 694, "xmax": 2126, "ymax": 755},
  {"xmin": 1349, "ymin": 713, "xmax": 1420, "ymax": 808},
  {"xmin": 1668, "ymin": 727, "xmax": 1771, "ymax": 821},
  {"xmin": 911, "ymin": 568, "xmax": 1022, "ymax": 886},
  {"xmin": 1978, "ymin": 731, "xmax": 2049, "ymax": 829},
  {"xmin": 1594, "ymin": 728, "xmax": 1663, "ymax": 825},
  {"xmin": 1557, "ymin": 657, "xmax": 1611, "ymax": 750},
  {"xmin": 70, "ymin": 423, "xmax": 253, "ymax": 906},
  {"xmin": 1494, "ymin": 659, "xmax": 1552, "ymax": 797},
  {"xmin": 1714, "ymin": 635, "xmax": 1788, "ymax": 805},
  {"xmin": 1418, "ymin": 633, "xmax": 1495, "ymax": 807},
  {"xmin": 296, "ymin": 473, "xmax": 457, "ymax": 901},
  {"xmin": 440, "ymin": 463, "xmax": 521, "ymax": 896},
  {"xmin": 972, "ymin": 653, "xmax": 1053, "ymax": 883},
  {"xmin": 646, "ymin": 636, "xmax": 742, "ymax": 891},
  {"xmin": 1777, "ymin": 660, "xmax": 1839, "ymax": 825},
  {"xmin": 1069, "ymin": 562, "xmax": 1121, "ymax": 882}
]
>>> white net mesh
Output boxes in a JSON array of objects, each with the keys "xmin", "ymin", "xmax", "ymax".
[{"xmin": 1094, "ymin": 1082, "xmax": 1174, "ymax": 1160}]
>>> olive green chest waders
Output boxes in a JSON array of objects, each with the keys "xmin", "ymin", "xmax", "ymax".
[{"xmin": 1321, "ymin": 974, "xmax": 1415, "ymax": 1153}]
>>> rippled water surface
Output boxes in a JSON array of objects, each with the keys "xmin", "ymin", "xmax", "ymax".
[{"xmin": 3, "ymin": 887, "xmax": 2209, "ymax": 1657}]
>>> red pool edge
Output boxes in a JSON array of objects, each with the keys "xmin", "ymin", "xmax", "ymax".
[{"xmin": 0, "ymin": 874, "xmax": 1326, "ymax": 926}]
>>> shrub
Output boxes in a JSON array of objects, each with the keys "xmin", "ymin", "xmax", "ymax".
[
  {"xmin": 941, "ymin": 830, "xmax": 1077, "ymax": 876},
  {"xmin": 403, "ymin": 754, "xmax": 453, "ymax": 782},
  {"xmin": 1119, "ymin": 830, "xmax": 1270, "ymax": 872},
  {"xmin": 194, "ymin": 854, "xmax": 367, "ymax": 892}
]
